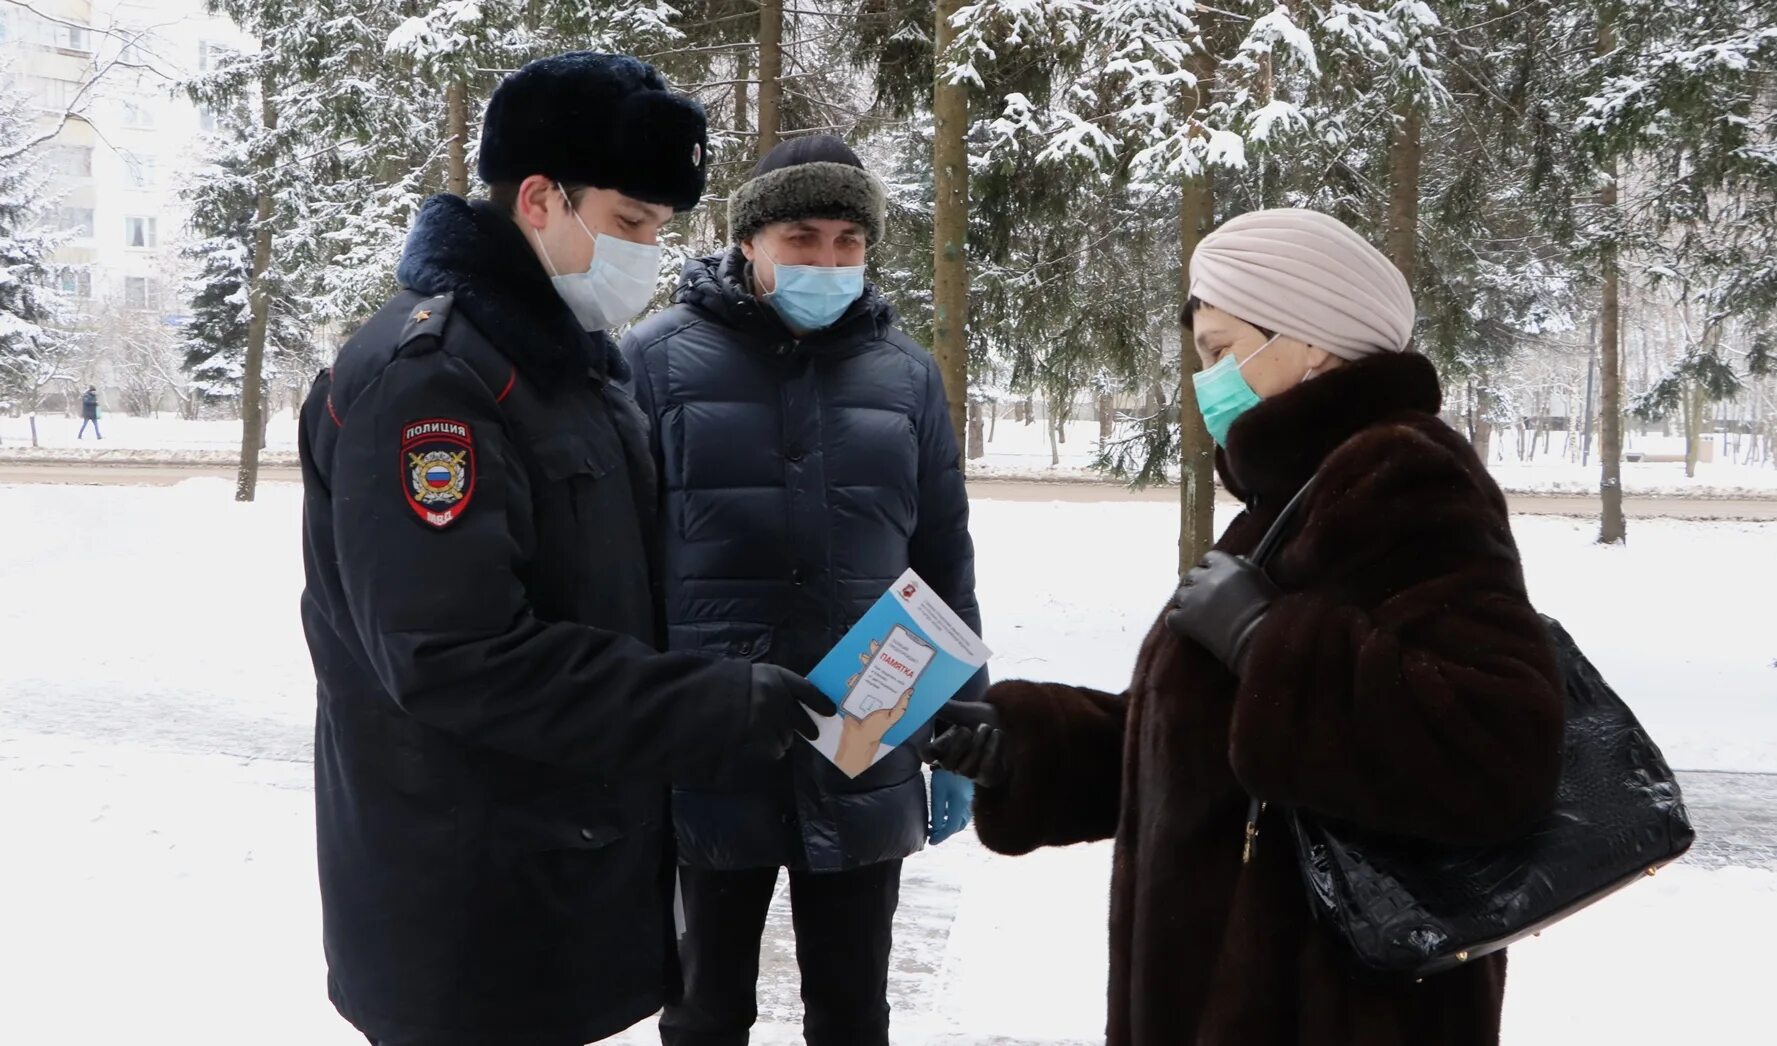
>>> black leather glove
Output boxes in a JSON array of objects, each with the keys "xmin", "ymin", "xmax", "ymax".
[
  {"xmin": 1164, "ymin": 550, "xmax": 1278, "ymax": 674},
  {"xmin": 746, "ymin": 664, "xmax": 833, "ymax": 761},
  {"xmin": 922, "ymin": 700, "xmax": 1007, "ymax": 787}
]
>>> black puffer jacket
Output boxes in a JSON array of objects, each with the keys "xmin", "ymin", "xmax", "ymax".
[{"xmin": 622, "ymin": 248, "xmax": 985, "ymax": 873}]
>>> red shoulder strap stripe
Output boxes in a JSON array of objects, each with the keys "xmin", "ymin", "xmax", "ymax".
[
  {"xmin": 496, "ymin": 365, "xmax": 518, "ymax": 404},
  {"xmin": 325, "ymin": 369, "xmax": 344, "ymax": 427}
]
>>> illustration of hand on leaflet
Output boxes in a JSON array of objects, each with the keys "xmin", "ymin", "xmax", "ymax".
[
  {"xmin": 833, "ymin": 688, "xmax": 911, "ymax": 776},
  {"xmin": 831, "ymin": 626, "xmax": 932, "ymax": 775}
]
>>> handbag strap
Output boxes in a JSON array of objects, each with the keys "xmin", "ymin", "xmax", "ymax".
[
  {"xmin": 1247, "ymin": 472, "xmax": 1321, "ymax": 571},
  {"xmin": 1240, "ymin": 471, "xmax": 1321, "ymax": 863}
]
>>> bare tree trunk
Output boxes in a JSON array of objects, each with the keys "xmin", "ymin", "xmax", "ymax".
[
  {"xmin": 1597, "ymin": 141, "xmax": 1626, "ymax": 535},
  {"xmin": 756, "ymin": 0, "xmax": 784, "ymax": 158},
  {"xmin": 1472, "ymin": 383, "xmax": 1496, "ymax": 464},
  {"xmin": 237, "ymin": 91, "xmax": 278, "ymax": 504},
  {"xmin": 446, "ymin": 80, "xmax": 468, "ymax": 196},
  {"xmin": 1050, "ymin": 410, "xmax": 1061, "ymax": 467},
  {"xmin": 967, "ymin": 398, "xmax": 985, "ymax": 460},
  {"xmin": 734, "ymin": 49, "xmax": 751, "ymax": 136},
  {"xmin": 1099, "ymin": 392, "xmax": 1116, "ymax": 440},
  {"xmin": 1683, "ymin": 381, "xmax": 1705, "ymax": 478},
  {"xmin": 728, "ymin": 48, "xmax": 753, "ymax": 241},
  {"xmin": 988, "ymin": 402, "xmax": 998, "ymax": 443},
  {"xmin": 1177, "ymin": 49, "xmax": 1219, "ymax": 572},
  {"xmin": 1386, "ymin": 102, "xmax": 1422, "ymax": 287},
  {"xmin": 931, "ymin": 0, "xmax": 970, "ymax": 462},
  {"xmin": 1582, "ymin": 350, "xmax": 1597, "ymax": 465}
]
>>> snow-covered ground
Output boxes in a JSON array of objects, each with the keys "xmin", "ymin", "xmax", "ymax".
[
  {"xmin": 8, "ymin": 410, "xmax": 1776, "ymax": 497},
  {"xmin": 0, "ymin": 412, "xmax": 303, "ymax": 454},
  {"xmin": 2, "ymin": 480, "xmax": 1774, "ymax": 1044},
  {"xmin": 971, "ymin": 415, "xmax": 1777, "ymax": 497}
]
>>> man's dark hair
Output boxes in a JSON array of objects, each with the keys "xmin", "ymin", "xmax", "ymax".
[{"xmin": 486, "ymin": 180, "xmax": 591, "ymax": 215}]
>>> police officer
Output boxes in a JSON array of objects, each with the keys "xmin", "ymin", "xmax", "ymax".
[{"xmin": 298, "ymin": 53, "xmax": 832, "ymax": 1046}]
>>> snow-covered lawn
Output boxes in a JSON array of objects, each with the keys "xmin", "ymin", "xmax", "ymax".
[
  {"xmin": 0, "ymin": 412, "xmax": 303, "ymax": 454},
  {"xmin": 972, "ymin": 416, "xmax": 1777, "ymax": 496},
  {"xmin": 8, "ymin": 411, "xmax": 1776, "ymax": 497},
  {"xmin": 2, "ymin": 480, "xmax": 1773, "ymax": 1044}
]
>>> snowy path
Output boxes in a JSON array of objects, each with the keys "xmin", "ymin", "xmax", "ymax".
[
  {"xmin": 6, "ymin": 460, "xmax": 1777, "ymax": 519},
  {"xmin": 2, "ymin": 481, "xmax": 1774, "ymax": 1044}
]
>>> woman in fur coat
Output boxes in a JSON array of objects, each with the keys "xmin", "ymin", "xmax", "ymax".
[{"xmin": 928, "ymin": 209, "xmax": 1565, "ymax": 1046}]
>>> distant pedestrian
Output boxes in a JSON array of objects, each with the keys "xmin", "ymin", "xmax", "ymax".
[{"xmin": 77, "ymin": 387, "xmax": 101, "ymax": 440}]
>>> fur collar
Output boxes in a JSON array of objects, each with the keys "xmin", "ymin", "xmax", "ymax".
[
  {"xmin": 1220, "ymin": 351, "xmax": 1444, "ymax": 510},
  {"xmin": 395, "ymin": 194, "xmax": 619, "ymax": 385}
]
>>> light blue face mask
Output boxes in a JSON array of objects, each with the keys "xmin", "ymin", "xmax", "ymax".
[
  {"xmin": 1192, "ymin": 334, "xmax": 1280, "ymax": 446},
  {"xmin": 761, "ymin": 249, "xmax": 866, "ymax": 333}
]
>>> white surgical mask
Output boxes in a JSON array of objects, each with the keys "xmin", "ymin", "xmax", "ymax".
[{"xmin": 533, "ymin": 184, "xmax": 661, "ymax": 331}]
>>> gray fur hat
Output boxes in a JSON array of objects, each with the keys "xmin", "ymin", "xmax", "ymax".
[{"xmin": 728, "ymin": 136, "xmax": 887, "ymax": 245}]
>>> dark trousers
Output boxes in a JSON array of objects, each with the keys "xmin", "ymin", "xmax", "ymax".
[
  {"xmin": 659, "ymin": 860, "xmax": 903, "ymax": 1046},
  {"xmin": 78, "ymin": 418, "xmax": 100, "ymax": 439}
]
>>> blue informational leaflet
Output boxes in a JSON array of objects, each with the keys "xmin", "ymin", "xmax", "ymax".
[{"xmin": 804, "ymin": 569, "xmax": 992, "ymax": 778}]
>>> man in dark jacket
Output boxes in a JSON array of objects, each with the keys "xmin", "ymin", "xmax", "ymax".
[
  {"xmin": 78, "ymin": 386, "xmax": 100, "ymax": 439},
  {"xmin": 298, "ymin": 54, "xmax": 831, "ymax": 1046},
  {"xmin": 621, "ymin": 136, "xmax": 985, "ymax": 1046}
]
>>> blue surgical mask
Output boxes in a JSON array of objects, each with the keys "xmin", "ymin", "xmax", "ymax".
[
  {"xmin": 761, "ymin": 249, "xmax": 865, "ymax": 332},
  {"xmin": 1192, "ymin": 334, "xmax": 1279, "ymax": 446}
]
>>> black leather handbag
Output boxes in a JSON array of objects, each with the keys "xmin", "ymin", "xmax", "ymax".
[{"xmin": 1243, "ymin": 477, "xmax": 1695, "ymax": 980}]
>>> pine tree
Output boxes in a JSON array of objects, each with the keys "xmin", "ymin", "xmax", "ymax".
[
  {"xmin": 975, "ymin": 0, "xmax": 1324, "ymax": 564},
  {"xmin": 1544, "ymin": 0, "xmax": 1777, "ymax": 537},
  {"xmin": 178, "ymin": 101, "xmax": 307, "ymax": 405},
  {"xmin": 0, "ymin": 70, "xmax": 68, "ymax": 410}
]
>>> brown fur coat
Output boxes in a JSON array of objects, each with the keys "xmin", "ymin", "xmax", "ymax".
[{"xmin": 974, "ymin": 352, "xmax": 1564, "ymax": 1045}]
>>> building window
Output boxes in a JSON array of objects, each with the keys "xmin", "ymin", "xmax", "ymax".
[
  {"xmin": 58, "ymin": 207, "xmax": 95, "ymax": 238},
  {"xmin": 124, "ymin": 216, "xmax": 158, "ymax": 249},
  {"xmin": 197, "ymin": 106, "xmax": 218, "ymax": 133},
  {"xmin": 58, "ymin": 268, "xmax": 94, "ymax": 300},
  {"xmin": 51, "ymin": 145, "xmax": 94, "ymax": 177},
  {"xmin": 124, "ymin": 155, "xmax": 157, "ymax": 189},
  {"xmin": 30, "ymin": 76, "xmax": 81, "ymax": 111},
  {"xmin": 48, "ymin": 21, "xmax": 93, "ymax": 54},
  {"xmin": 124, "ymin": 276, "xmax": 157, "ymax": 310},
  {"xmin": 121, "ymin": 100, "xmax": 156, "ymax": 129},
  {"xmin": 198, "ymin": 40, "xmax": 216, "ymax": 72}
]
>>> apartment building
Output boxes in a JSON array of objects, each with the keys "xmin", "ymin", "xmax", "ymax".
[{"xmin": 3, "ymin": 0, "xmax": 248, "ymax": 330}]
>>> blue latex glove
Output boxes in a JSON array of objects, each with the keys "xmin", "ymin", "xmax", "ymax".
[{"xmin": 928, "ymin": 769, "xmax": 975, "ymax": 845}]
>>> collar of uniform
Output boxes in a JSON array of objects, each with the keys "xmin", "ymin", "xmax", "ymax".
[{"xmin": 396, "ymin": 194, "xmax": 601, "ymax": 387}]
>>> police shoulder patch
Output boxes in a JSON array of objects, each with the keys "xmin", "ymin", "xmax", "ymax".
[{"xmin": 401, "ymin": 418, "xmax": 474, "ymax": 529}]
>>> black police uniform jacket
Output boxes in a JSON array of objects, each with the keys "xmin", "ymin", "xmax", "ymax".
[
  {"xmin": 298, "ymin": 194, "xmax": 753, "ymax": 1046},
  {"xmin": 621, "ymin": 249, "xmax": 985, "ymax": 874}
]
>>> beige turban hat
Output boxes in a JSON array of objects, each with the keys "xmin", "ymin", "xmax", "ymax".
[{"xmin": 1189, "ymin": 208, "xmax": 1416, "ymax": 359}]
